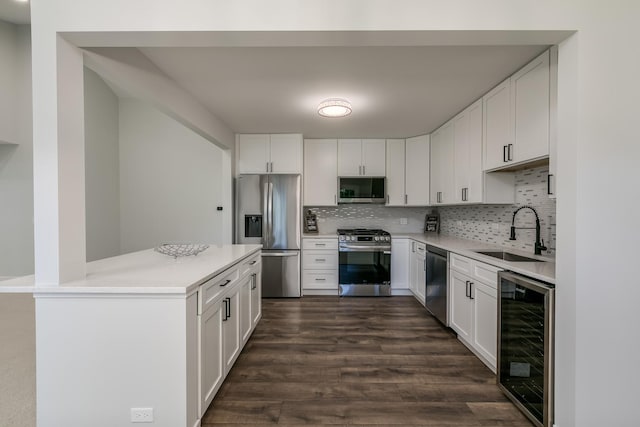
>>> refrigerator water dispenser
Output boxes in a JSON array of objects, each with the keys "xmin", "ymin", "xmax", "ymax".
[{"xmin": 244, "ymin": 215, "xmax": 262, "ymax": 238}]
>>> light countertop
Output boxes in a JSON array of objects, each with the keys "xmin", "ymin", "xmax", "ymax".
[
  {"xmin": 0, "ymin": 244, "xmax": 262, "ymax": 295},
  {"xmin": 393, "ymin": 233, "xmax": 555, "ymax": 284}
]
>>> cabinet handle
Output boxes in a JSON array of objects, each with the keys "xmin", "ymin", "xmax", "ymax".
[
  {"xmin": 266, "ymin": 162, "xmax": 270, "ymax": 173},
  {"xmin": 411, "ymin": 241, "xmax": 415, "ymax": 252},
  {"xmin": 358, "ymin": 165, "xmax": 362, "ymax": 175},
  {"xmin": 362, "ymin": 165, "xmax": 366, "ymax": 175},
  {"xmin": 334, "ymin": 194, "xmax": 337, "ymax": 204},
  {"xmin": 252, "ymin": 273, "xmax": 257, "ymax": 290},
  {"xmin": 315, "ymin": 258, "xmax": 326, "ymax": 262},
  {"xmin": 220, "ymin": 279, "xmax": 231, "ymax": 287},
  {"xmin": 547, "ymin": 174, "xmax": 554, "ymax": 195},
  {"xmin": 423, "ymin": 259, "xmax": 426, "ymax": 271},
  {"xmin": 503, "ymin": 145, "xmax": 508, "ymax": 162},
  {"xmin": 508, "ymin": 144, "xmax": 513, "ymax": 161},
  {"xmin": 222, "ymin": 299, "xmax": 228, "ymax": 321},
  {"xmin": 404, "ymin": 194, "xmax": 408, "ymax": 204},
  {"xmin": 465, "ymin": 280, "xmax": 470, "ymax": 298},
  {"xmin": 386, "ymin": 194, "xmax": 389, "ymax": 204},
  {"xmin": 315, "ymin": 243, "xmax": 326, "ymax": 247},
  {"xmin": 249, "ymin": 260, "xmax": 257, "ymax": 265},
  {"xmin": 469, "ymin": 282, "xmax": 474, "ymax": 300},
  {"xmin": 271, "ymin": 162, "xmax": 274, "ymax": 172},
  {"xmin": 315, "ymin": 278, "xmax": 326, "ymax": 281},
  {"xmin": 225, "ymin": 297, "xmax": 231, "ymax": 318}
]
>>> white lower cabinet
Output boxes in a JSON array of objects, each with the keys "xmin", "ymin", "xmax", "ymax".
[
  {"xmin": 409, "ymin": 241, "xmax": 426, "ymax": 304},
  {"xmin": 302, "ymin": 238, "xmax": 339, "ymax": 293},
  {"xmin": 198, "ymin": 252, "xmax": 261, "ymax": 417},
  {"xmin": 199, "ymin": 299, "xmax": 224, "ymax": 415},
  {"xmin": 449, "ymin": 253, "xmax": 500, "ymax": 372},
  {"xmin": 391, "ymin": 238, "xmax": 410, "ymax": 291}
]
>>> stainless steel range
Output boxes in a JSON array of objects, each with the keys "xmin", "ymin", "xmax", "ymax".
[{"xmin": 337, "ymin": 229, "xmax": 391, "ymax": 296}]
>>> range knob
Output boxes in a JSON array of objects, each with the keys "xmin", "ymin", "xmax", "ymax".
[
  {"xmin": 339, "ymin": 235, "xmax": 345, "ymax": 241},
  {"xmin": 374, "ymin": 236, "xmax": 379, "ymax": 241}
]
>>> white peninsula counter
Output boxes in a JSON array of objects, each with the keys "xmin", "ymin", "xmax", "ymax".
[{"xmin": 20, "ymin": 244, "xmax": 262, "ymax": 427}]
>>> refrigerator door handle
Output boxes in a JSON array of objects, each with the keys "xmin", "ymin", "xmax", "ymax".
[
  {"xmin": 262, "ymin": 179, "xmax": 270, "ymax": 246},
  {"xmin": 267, "ymin": 181, "xmax": 274, "ymax": 247}
]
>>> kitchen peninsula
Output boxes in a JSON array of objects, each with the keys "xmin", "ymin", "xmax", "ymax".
[{"xmin": 1, "ymin": 244, "xmax": 262, "ymax": 427}]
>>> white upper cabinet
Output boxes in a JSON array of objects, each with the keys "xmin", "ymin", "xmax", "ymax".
[
  {"xmin": 304, "ymin": 139, "xmax": 338, "ymax": 206},
  {"xmin": 338, "ymin": 139, "xmax": 386, "ymax": 176},
  {"xmin": 483, "ymin": 79, "xmax": 513, "ymax": 171},
  {"xmin": 512, "ymin": 50, "xmax": 550, "ymax": 163},
  {"xmin": 454, "ymin": 99, "xmax": 483, "ymax": 203},
  {"xmin": 405, "ymin": 135, "xmax": 430, "ymax": 206},
  {"xmin": 430, "ymin": 122, "xmax": 455, "ymax": 205},
  {"xmin": 386, "ymin": 136, "xmax": 430, "ymax": 206},
  {"xmin": 385, "ymin": 139, "xmax": 406, "ymax": 206},
  {"xmin": 237, "ymin": 133, "xmax": 303, "ymax": 174},
  {"xmin": 483, "ymin": 50, "xmax": 551, "ymax": 171}
]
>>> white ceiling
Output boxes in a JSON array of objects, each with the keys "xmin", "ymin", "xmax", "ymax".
[
  {"xmin": 0, "ymin": 0, "xmax": 30, "ymax": 25},
  {"xmin": 139, "ymin": 45, "xmax": 548, "ymax": 138}
]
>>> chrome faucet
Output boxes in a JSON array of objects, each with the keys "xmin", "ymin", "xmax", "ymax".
[{"xmin": 509, "ymin": 206, "xmax": 547, "ymax": 255}]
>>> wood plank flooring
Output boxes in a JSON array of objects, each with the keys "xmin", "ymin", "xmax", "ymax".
[{"xmin": 202, "ymin": 296, "xmax": 532, "ymax": 426}]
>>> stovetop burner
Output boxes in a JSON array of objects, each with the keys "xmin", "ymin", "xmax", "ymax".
[{"xmin": 337, "ymin": 228, "xmax": 390, "ymax": 236}]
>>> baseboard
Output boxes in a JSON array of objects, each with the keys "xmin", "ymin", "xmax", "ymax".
[{"xmin": 302, "ymin": 289, "xmax": 338, "ymax": 296}]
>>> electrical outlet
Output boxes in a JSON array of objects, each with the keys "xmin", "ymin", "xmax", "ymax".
[
  {"xmin": 399, "ymin": 218, "xmax": 408, "ymax": 225},
  {"xmin": 131, "ymin": 408, "xmax": 154, "ymax": 423},
  {"xmin": 493, "ymin": 223, "xmax": 500, "ymax": 231},
  {"xmin": 456, "ymin": 220, "xmax": 462, "ymax": 227}
]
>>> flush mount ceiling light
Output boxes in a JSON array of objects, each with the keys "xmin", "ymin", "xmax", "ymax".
[{"xmin": 317, "ymin": 98, "xmax": 352, "ymax": 118}]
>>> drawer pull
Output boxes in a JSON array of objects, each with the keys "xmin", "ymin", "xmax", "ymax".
[
  {"xmin": 315, "ymin": 243, "xmax": 326, "ymax": 247},
  {"xmin": 315, "ymin": 258, "xmax": 326, "ymax": 262},
  {"xmin": 220, "ymin": 279, "xmax": 232, "ymax": 287},
  {"xmin": 248, "ymin": 260, "xmax": 257, "ymax": 265},
  {"xmin": 315, "ymin": 278, "xmax": 327, "ymax": 281}
]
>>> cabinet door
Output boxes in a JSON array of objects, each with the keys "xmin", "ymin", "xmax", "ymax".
[
  {"xmin": 238, "ymin": 134, "xmax": 270, "ymax": 174},
  {"xmin": 465, "ymin": 100, "xmax": 484, "ymax": 203},
  {"xmin": 390, "ymin": 238, "xmax": 410, "ymax": 290},
  {"xmin": 361, "ymin": 139, "xmax": 386, "ymax": 176},
  {"xmin": 430, "ymin": 122, "xmax": 455, "ymax": 204},
  {"xmin": 405, "ymin": 135, "xmax": 430, "ymax": 206},
  {"xmin": 303, "ymin": 139, "xmax": 337, "ymax": 205},
  {"xmin": 449, "ymin": 270, "xmax": 473, "ymax": 343},
  {"xmin": 472, "ymin": 281, "xmax": 497, "ymax": 370},
  {"xmin": 414, "ymin": 253, "xmax": 426, "ymax": 304},
  {"xmin": 337, "ymin": 139, "xmax": 362, "ymax": 176},
  {"xmin": 239, "ymin": 276, "xmax": 253, "ymax": 345},
  {"xmin": 408, "ymin": 242, "xmax": 417, "ymax": 295},
  {"xmin": 251, "ymin": 271, "xmax": 262, "ymax": 328},
  {"xmin": 453, "ymin": 110, "xmax": 470, "ymax": 203},
  {"xmin": 199, "ymin": 300, "xmax": 224, "ymax": 415},
  {"xmin": 483, "ymin": 79, "xmax": 513, "ymax": 171},
  {"xmin": 270, "ymin": 134, "xmax": 303, "ymax": 173},
  {"xmin": 385, "ymin": 139, "xmax": 406, "ymax": 206},
  {"xmin": 512, "ymin": 50, "xmax": 550, "ymax": 163},
  {"xmin": 548, "ymin": 47, "xmax": 558, "ymax": 199},
  {"xmin": 222, "ymin": 289, "xmax": 241, "ymax": 374}
]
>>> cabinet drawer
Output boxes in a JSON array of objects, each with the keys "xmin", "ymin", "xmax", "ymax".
[
  {"xmin": 198, "ymin": 267, "xmax": 239, "ymax": 314},
  {"xmin": 450, "ymin": 253, "xmax": 473, "ymax": 275},
  {"xmin": 414, "ymin": 241, "xmax": 426, "ymax": 254},
  {"xmin": 303, "ymin": 250, "xmax": 338, "ymax": 269},
  {"xmin": 302, "ymin": 270, "xmax": 338, "ymax": 290},
  {"xmin": 473, "ymin": 261, "xmax": 500, "ymax": 289},
  {"xmin": 239, "ymin": 253, "xmax": 261, "ymax": 277},
  {"xmin": 303, "ymin": 238, "xmax": 338, "ymax": 250}
]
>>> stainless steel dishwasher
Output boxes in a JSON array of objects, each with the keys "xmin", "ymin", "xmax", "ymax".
[{"xmin": 425, "ymin": 245, "xmax": 448, "ymax": 325}]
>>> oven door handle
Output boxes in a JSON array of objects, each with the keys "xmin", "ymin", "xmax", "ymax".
[{"xmin": 339, "ymin": 245, "xmax": 392, "ymax": 252}]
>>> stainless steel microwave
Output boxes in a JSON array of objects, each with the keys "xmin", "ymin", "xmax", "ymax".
[{"xmin": 338, "ymin": 177, "xmax": 386, "ymax": 204}]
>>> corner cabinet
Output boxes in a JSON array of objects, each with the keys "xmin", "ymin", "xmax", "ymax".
[
  {"xmin": 484, "ymin": 50, "xmax": 550, "ymax": 171},
  {"xmin": 386, "ymin": 136, "xmax": 430, "ymax": 206},
  {"xmin": 303, "ymin": 139, "xmax": 338, "ymax": 206},
  {"xmin": 449, "ymin": 253, "xmax": 500, "ymax": 372},
  {"xmin": 237, "ymin": 133, "xmax": 303, "ymax": 174},
  {"xmin": 338, "ymin": 139, "xmax": 386, "ymax": 177}
]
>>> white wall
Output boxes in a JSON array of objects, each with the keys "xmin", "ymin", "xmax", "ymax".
[
  {"xmin": 29, "ymin": 1, "xmax": 640, "ymax": 426},
  {"xmin": 84, "ymin": 68, "xmax": 121, "ymax": 262},
  {"xmin": 119, "ymin": 98, "xmax": 225, "ymax": 253},
  {"xmin": 0, "ymin": 22, "xmax": 33, "ymax": 278}
]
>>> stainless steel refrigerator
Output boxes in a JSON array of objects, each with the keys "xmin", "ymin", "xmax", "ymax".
[{"xmin": 235, "ymin": 174, "xmax": 301, "ymax": 297}]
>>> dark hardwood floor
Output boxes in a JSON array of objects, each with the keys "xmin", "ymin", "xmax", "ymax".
[{"xmin": 202, "ymin": 296, "xmax": 533, "ymax": 426}]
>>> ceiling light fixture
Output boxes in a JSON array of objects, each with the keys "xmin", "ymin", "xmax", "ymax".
[{"xmin": 317, "ymin": 98, "xmax": 352, "ymax": 118}]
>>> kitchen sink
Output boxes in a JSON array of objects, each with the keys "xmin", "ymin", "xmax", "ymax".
[{"xmin": 473, "ymin": 250, "xmax": 545, "ymax": 262}]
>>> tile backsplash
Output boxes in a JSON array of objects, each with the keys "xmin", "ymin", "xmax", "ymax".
[{"xmin": 306, "ymin": 164, "xmax": 556, "ymax": 256}]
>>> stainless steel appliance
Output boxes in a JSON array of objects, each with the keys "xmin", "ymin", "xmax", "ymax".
[
  {"xmin": 236, "ymin": 174, "xmax": 301, "ymax": 297},
  {"xmin": 338, "ymin": 229, "xmax": 391, "ymax": 296},
  {"xmin": 338, "ymin": 177, "xmax": 386, "ymax": 204},
  {"xmin": 425, "ymin": 245, "xmax": 448, "ymax": 325},
  {"xmin": 498, "ymin": 271, "xmax": 555, "ymax": 427}
]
